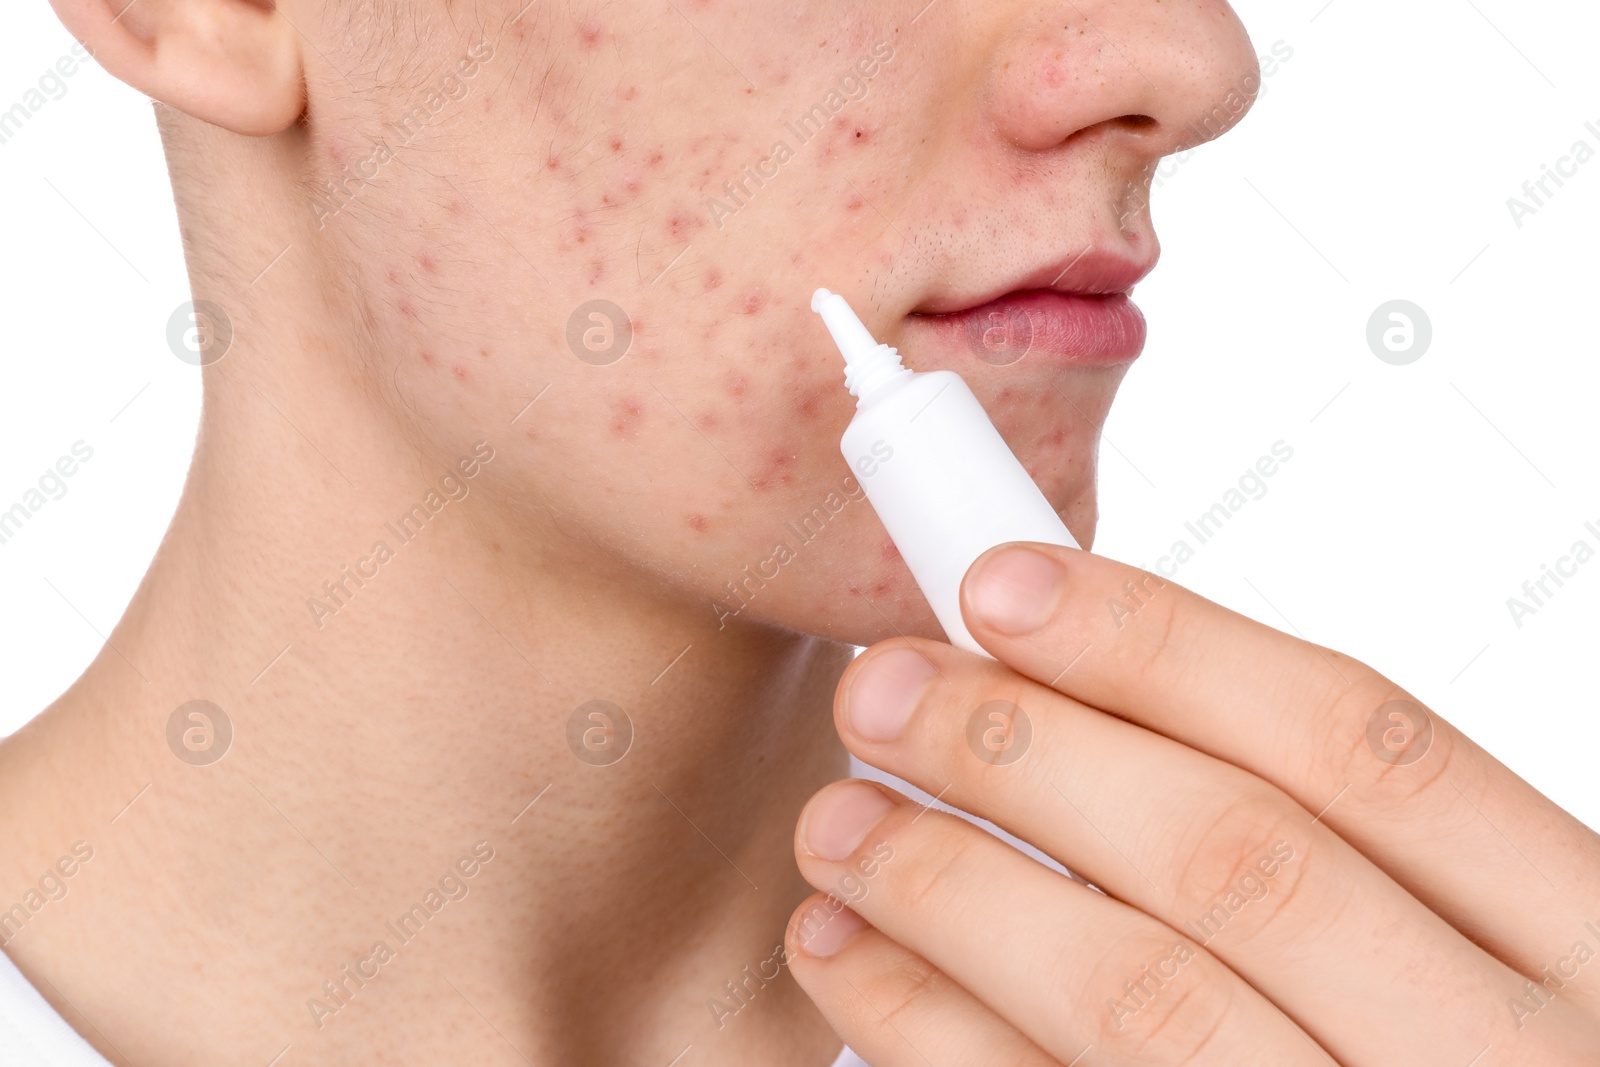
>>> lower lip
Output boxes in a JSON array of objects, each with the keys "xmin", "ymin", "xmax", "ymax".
[{"xmin": 907, "ymin": 289, "xmax": 1147, "ymax": 368}]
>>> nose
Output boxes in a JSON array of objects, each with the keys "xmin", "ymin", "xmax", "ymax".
[{"xmin": 982, "ymin": 0, "xmax": 1260, "ymax": 163}]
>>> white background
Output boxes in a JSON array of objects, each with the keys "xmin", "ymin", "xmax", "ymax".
[{"xmin": 2, "ymin": 1, "xmax": 1597, "ymax": 830}]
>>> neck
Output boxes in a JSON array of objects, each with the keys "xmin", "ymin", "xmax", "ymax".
[{"xmin": 0, "ymin": 114, "xmax": 851, "ymax": 1067}]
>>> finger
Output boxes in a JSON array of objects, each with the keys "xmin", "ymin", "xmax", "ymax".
[
  {"xmin": 958, "ymin": 542, "xmax": 1600, "ymax": 987},
  {"xmin": 784, "ymin": 894, "xmax": 1057, "ymax": 1067},
  {"xmin": 794, "ymin": 779, "xmax": 1338, "ymax": 1067},
  {"xmin": 833, "ymin": 641, "xmax": 1590, "ymax": 1065}
]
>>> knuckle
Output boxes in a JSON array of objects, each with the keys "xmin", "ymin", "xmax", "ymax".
[
  {"xmin": 1167, "ymin": 785, "xmax": 1316, "ymax": 947},
  {"xmin": 852, "ymin": 952, "xmax": 951, "ymax": 1032},
  {"xmin": 1320, "ymin": 673, "xmax": 1458, "ymax": 801},
  {"xmin": 891, "ymin": 821, "xmax": 982, "ymax": 920},
  {"xmin": 1087, "ymin": 940, "xmax": 1238, "ymax": 1062}
]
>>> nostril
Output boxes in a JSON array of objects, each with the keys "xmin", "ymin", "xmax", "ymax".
[{"xmin": 1119, "ymin": 114, "xmax": 1159, "ymax": 130}]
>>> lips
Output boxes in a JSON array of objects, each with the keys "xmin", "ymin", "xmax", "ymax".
[{"xmin": 906, "ymin": 249, "xmax": 1156, "ymax": 368}]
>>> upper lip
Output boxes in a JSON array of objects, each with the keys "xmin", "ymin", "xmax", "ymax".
[{"xmin": 910, "ymin": 248, "xmax": 1159, "ymax": 316}]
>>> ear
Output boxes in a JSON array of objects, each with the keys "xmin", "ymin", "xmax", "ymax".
[{"xmin": 49, "ymin": 0, "xmax": 305, "ymax": 136}]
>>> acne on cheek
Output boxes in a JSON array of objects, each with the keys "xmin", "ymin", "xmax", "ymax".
[
  {"xmin": 791, "ymin": 385, "xmax": 831, "ymax": 418},
  {"xmin": 577, "ymin": 17, "xmax": 604, "ymax": 49},
  {"xmin": 666, "ymin": 210, "xmax": 707, "ymax": 240},
  {"xmin": 750, "ymin": 447, "xmax": 798, "ymax": 491},
  {"xmin": 608, "ymin": 397, "xmax": 645, "ymax": 438}
]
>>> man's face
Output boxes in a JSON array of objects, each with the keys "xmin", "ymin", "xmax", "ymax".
[{"xmin": 305, "ymin": 0, "xmax": 1259, "ymax": 646}]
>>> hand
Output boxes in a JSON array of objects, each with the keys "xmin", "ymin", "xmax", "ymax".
[{"xmin": 785, "ymin": 542, "xmax": 1600, "ymax": 1065}]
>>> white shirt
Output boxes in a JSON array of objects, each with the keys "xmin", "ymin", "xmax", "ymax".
[
  {"xmin": 0, "ymin": 948, "xmax": 112, "ymax": 1066},
  {"xmin": 1, "ymin": 762, "xmax": 1054, "ymax": 1067}
]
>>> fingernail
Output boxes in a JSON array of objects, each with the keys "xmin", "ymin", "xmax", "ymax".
[
  {"xmin": 801, "ymin": 782, "xmax": 896, "ymax": 861},
  {"xmin": 846, "ymin": 647, "xmax": 938, "ymax": 742},
  {"xmin": 801, "ymin": 904, "xmax": 869, "ymax": 958},
  {"xmin": 967, "ymin": 545, "xmax": 1068, "ymax": 635}
]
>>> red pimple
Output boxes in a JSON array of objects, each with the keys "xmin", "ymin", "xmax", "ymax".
[
  {"xmin": 793, "ymin": 386, "xmax": 830, "ymax": 418},
  {"xmin": 723, "ymin": 373, "xmax": 747, "ymax": 398},
  {"xmin": 608, "ymin": 397, "xmax": 645, "ymax": 437},
  {"xmin": 577, "ymin": 17, "xmax": 603, "ymax": 47},
  {"xmin": 622, "ymin": 85, "xmax": 639, "ymax": 101},
  {"xmin": 751, "ymin": 447, "xmax": 796, "ymax": 490},
  {"xmin": 879, "ymin": 540, "xmax": 902, "ymax": 562},
  {"xmin": 609, "ymin": 137, "xmax": 624, "ymax": 153},
  {"xmin": 870, "ymin": 579, "xmax": 891, "ymax": 597},
  {"xmin": 648, "ymin": 151, "xmax": 664, "ymax": 167},
  {"xmin": 420, "ymin": 251, "xmax": 438, "ymax": 274},
  {"xmin": 452, "ymin": 362, "xmax": 469, "ymax": 381},
  {"xmin": 419, "ymin": 350, "xmax": 435, "ymax": 365},
  {"xmin": 740, "ymin": 288, "xmax": 767, "ymax": 315},
  {"xmin": 399, "ymin": 299, "xmax": 416, "ymax": 320},
  {"xmin": 386, "ymin": 268, "xmax": 401, "ymax": 283},
  {"xmin": 478, "ymin": 348, "xmax": 490, "ymax": 360},
  {"xmin": 687, "ymin": 514, "xmax": 710, "ymax": 533},
  {"xmin": 704, "ymin": 269, "xmax": 723, "ymax": 291},
  {"xmin": 588, "ymin": 259, "xmax": 605, "ymax": 284}
]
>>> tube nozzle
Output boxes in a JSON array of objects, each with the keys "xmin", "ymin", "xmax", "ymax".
[{"xmin": 810, "ymin": 287, "xmax": 911, "ymax": 402}]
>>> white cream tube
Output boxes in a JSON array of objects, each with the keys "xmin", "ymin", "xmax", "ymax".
[{"xmin": 812, "ymin": 288, "xmax": 1079, "ymax": 657}]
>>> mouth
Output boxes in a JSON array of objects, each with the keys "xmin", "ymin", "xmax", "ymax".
[{"xmin": 904, "ymin": 248, "xmax": 1156, "ymax": 368}]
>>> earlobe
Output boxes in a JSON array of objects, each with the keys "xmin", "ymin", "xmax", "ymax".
[{"xmin": 49, "ymin": 0, "xmax": 305, "ymax": 136}]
